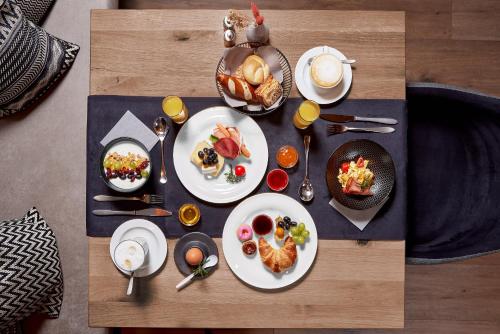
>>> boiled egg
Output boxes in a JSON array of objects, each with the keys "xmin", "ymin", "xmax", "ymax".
[{"xmin": 185, "ymin": 247, "xmax": 204, "ymax": 266}]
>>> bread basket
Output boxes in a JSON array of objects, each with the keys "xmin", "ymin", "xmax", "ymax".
[{"xmin": 215, "ymin": 42, "xmax": 292, "ymax": 117}]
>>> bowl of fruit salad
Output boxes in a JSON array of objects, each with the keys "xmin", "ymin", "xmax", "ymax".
[{"xmin": 100, "ymin": 137, "xmax": 151, "ymax": 193}]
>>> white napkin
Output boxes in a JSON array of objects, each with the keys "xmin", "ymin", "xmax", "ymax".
[
  {"xmin": 100, "ymin": 110, "xmax": 159, "ymax": 151},
  {"xmin": 329, "ymin": 196, "xmax": 389, "ymax": 231}
]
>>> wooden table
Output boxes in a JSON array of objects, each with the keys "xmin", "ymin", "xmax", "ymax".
[{"xmin": 89, "ymin": 9, "xmax": 406, "ymax": 329}]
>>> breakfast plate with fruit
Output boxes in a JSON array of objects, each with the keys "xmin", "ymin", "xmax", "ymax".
[
  {"xmin": 173, "ymin": 106, "xmax": 268, "ymax": 204},
  {"xmin": 295, "ymin": 45, "xmax": 353, "ymax": 105},
  {"xmin": 222, "ymin": 193, "xmax": 318, "ymax": 289}
]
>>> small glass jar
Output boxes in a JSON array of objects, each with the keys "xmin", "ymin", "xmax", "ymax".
[{"xmin": 178, "ymin": 203, "xmax": 200, "ymax": 227}]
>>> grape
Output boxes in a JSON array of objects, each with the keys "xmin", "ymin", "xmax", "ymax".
[
  {"xmin": 290, "ymin": 227, "xmax": 298, "ymax": 236},
  {"xmin": 104, "ymin": 159, "xmax": 113, "ymax": 169},
  {"xmin": 292, "ymin": 236, "xmax": 300, "ymax": 244},
  {"xmin": 112, "ymin": 162, "xmax": 122, "ymax": 170},
  {"xmin": 130, "ymin": 161, "xmax": 137, "ymax": 169},
  {"xmin": 141, "ymin": 170, "xmax": 149, "ymax": 178},
  {"xmin": 297, "ymin": 236, "xmax": 305, "ymax": 245},
  {"xmin": 302, "ymin": 230, "xmax": 310, "ymax": 239},
  {"xmin": 298, "ymin": 223, "xmax": 305, "ymax": 233}
]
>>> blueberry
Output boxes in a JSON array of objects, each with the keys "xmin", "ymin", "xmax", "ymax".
[
  {"xmin": 285, "ymin": 222, "xmax": 290, "ymax": 230},
  {"xmin": 119, "ymin": 174, "xmax": 126, "ymax": 180},
  {"xmin": 136, "ymin": 174, "xmax": 142, "ymax": 180},
  {"xmin": 198, "ymin": 151, "xmax": 204, "ymax": 159},
  {"xmin": 213, "ymin": 158, "xmax": 218, "ymax": 164},
  {"xmin": 209, "ymin": 148, "xmax": 215, "ymax": 154},
  {"xmin": 203, "ymin": 158, "xmax": 208, "ymax": 165},
  {"xmin": 203, "ymin": 148, "xmax": 209, "ymax": 154},
  {"xmin": 283, "ymin": 216, "xmax": 291, "ymax": 223},
  {"xmin": 127, "ymin": 174, "xmax": 133, "ymax": 179}
]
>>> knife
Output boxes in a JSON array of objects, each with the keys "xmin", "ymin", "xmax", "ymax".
[
  {"xmin": 92, "ymin": 208, "xmax": 172, "ymax": 217},
  {"xmin": 320, "ymin": 114, "xmax": 398, "ymax": 125}
]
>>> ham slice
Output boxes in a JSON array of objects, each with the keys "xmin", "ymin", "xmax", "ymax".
[
  {"xmin": 343, "ymin": 177, "xmax": 373, "ymax": 196},
  {"xmin": 214, "ymin": 137, "xmax": 240, "ymax": 159}
]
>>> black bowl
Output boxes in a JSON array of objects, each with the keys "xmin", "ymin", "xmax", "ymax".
[
  {"xmin": 173, "ymin": 232, "xmax": 219, "ymax": 277},
  {"xmin": 99, "ymin": 137, "xmax": 151, "ymax": 193},
  {"xmin": 215, "ymin": 42, "xmax": 292, "ymax": 117},
  {"xmin": 326, "ymin": 139, "xmax": 395, "ymax": 210}
]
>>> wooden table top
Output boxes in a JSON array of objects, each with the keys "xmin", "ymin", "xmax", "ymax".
[{"xmin": 89, "ymin": 9, "xmax": 405, "ymax": 329}]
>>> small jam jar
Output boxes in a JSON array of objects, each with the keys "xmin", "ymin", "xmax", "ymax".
[{"xmin": 178, "ymin": 203, "xmax": 201, "ymax": 227}]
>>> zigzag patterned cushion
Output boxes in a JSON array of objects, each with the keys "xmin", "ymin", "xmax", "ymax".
[
  {"xmin": 14, "ymin": 0, "xmax": 56, "ymax": 25},
  {"xmin": 0, "ymin": 0, "xmax": 79, "ymax": 117},
  {"xmin": 0, "ymin": 207, "xmax": 63, "ymax": 333}
]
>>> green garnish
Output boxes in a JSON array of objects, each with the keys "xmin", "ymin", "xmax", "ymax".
[
  {"xmin": 192, "ymin": 258, "xmax": 209, "ymax": 278},
  {"xmin": 209, "ymin": 135, "xmax": 219, "ymax": 144},
  {"xmin": 224, "ymin": 164, "xmax": 245, "ymax": 184}
]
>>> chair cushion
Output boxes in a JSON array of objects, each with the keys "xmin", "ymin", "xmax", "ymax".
[
  {"xmin": 407, "ymin": 83, "xmax": 500, "ymax": 263},
  {"xmin": 0, "ymin": 0, "xmax": 79, "ymax": 117},
  {"xmin": 0, "ymin": 207, "xmax": 63, "ymax": 332},
  {"xmin": 14, "ymin": 0, "xmax": 56, "ymax": 25}
]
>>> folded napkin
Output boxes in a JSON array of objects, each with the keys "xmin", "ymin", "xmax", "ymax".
[
  {"xmin": 100, "ymin": 110, "xmax": 158, "ymax": 151},
  {"xmin": 329, "ymin": 196, "xmax": 389, "ymax": 231}
]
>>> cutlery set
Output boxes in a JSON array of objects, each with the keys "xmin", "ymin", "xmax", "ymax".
[
  {"xmin": 320, "ymin": 113, "xmax": 397, "ymax": 135},
  {"xmin": 92, "ymin": 194, "xmax": 171, "ymax": 217}
]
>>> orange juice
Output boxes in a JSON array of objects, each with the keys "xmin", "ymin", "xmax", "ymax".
[
  {"xmin": 162, "ymin": 96, "xmax": 189, "ymax": 124},
  {"xmin": 293, "ymin": 100, "xmax": 320, "ymax": 129}
]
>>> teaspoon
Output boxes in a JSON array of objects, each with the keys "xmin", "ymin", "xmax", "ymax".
[
  {"xmin": 176, "ymin": 255, "xmax": 219, "ymax": 290},
  {"xmin": 299, "ymin": 135, "xmax": 314, "ymax": 202},
  {"xmin": 153, "ymin": 117, "xmax": 169, "ymax": 184}
]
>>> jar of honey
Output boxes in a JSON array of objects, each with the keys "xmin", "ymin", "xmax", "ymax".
[
  {"xmin": 276, "ymin": 145, "xmax": 299, "ymax": 168},
  {"xmin": 178, "ymin": 203, "xmax": 200, "ymax": 226}
]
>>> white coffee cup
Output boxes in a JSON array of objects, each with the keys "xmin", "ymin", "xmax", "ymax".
[
  {"xmin": 113, "ymin": 237, "xmax": 149, "ymax": 272},
  {"xmin": 310, "ymin": 53, "xmax": 344, "ymax": 89}
]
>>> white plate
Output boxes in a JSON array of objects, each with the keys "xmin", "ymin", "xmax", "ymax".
[
  {"xmin": 295, "ymin": 46, "xmax": 353, "ymax": 105},
  {"xmin": 222, "ymin": 193, "xmax": 318, "ymax": 289},
  {"xmin": 109, "ymin": 219, "xmax": 167, "ymax": 277},
  {"xmin": 173, "ymin": 106, "xmax": 268, "ymax": 204}
]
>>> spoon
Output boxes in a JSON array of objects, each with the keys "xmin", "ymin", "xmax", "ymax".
[
  {"xmin": 153, "ymin": 117, "xmax": 169, "ymax": 184},
  {"xmin": 299, "ymin": 135, "xmax": 314, "ymax": 202},
  {"xmin": 126, "ymin": 271, "xmax": 135, "ymax": 296},
  {"xmin": 176, "ymin": 255, "xmax": 219, "ymax": 290},
  {"xmin": 307, "ymin": 57, "xmax": 356, "ymax": 66}
]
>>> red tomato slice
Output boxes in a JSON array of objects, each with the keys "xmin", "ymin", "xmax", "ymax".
[{"xmin": 341, "ymin": 162, "xmax": 349, "ymax": 173}]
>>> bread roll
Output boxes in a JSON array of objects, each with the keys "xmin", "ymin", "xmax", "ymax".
[
  {"xmin": 217, "ymin": 74, "xmax": 258, "ymax": 103},
  {"xmin": 242, "ymin": 55, "xmax": 270, "ymax": 85}
]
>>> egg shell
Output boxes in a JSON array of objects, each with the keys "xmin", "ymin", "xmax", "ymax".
[{"xmin": 185, "ymin": 247, "xmax": 204, "ymax": 266}]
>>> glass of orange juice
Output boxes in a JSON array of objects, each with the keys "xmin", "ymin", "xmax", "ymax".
[
  {"xmin": 162, "ymin": 96, "xmax": 189, "ymax": 124},
  {"xmin": 293, "ymin": 100, "xmax": 320, "ymax": 129}
]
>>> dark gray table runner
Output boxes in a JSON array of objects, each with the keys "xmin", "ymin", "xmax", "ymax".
[{"xmin": 87, "ymin": 96, "xmax": 407, "ymax": 240}]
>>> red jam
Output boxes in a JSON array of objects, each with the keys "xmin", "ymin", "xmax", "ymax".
[
  {"xmin": 266, "ymin": 169, "xmax": 289, "ymax": 192},
  {"xmin": 252, "ymin": 214, "xmax": 273, "ymax": 235}
]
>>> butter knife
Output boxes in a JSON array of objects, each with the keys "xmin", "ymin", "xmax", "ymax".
[
  {"xmin": 92, "ymin": 208, "xmax": 172, "ymax": 217},
  {"xmin": 320, "ymin": 114, "xmax": 398, "ymax": 125}
]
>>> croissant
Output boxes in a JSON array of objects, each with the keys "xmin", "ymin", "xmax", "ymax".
[{"xmin": 258, "ymin": 236, "xmax": 297, "ymax": 273}]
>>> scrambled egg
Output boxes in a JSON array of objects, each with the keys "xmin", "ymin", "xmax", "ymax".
[{"xmin": 337, "ymin": 159, "xmax": 374, "ymax": 189}]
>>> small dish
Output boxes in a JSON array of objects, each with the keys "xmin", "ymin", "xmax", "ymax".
[
  {"xmin": 276, "ymin": 145, "xmax": 299, "ymax": 168},
  {"xmin": 295, "ymin": 46, "xmax": 353, "ymax": 105},
  {"xmin": 173, "ymin": 232, "xmax": 219, "ymax": 276},
  {"xmin": 109, "ymin": 219, "xmax": 167, "ymax": 278},
  {"xmin": 100, "ymin": 137, "xmax": 151, "ymax": 193},
  {"xmin": 267, "ymin": 169, "xmax": 289, "ymax": 192}
]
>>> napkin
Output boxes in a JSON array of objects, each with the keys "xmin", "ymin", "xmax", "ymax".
[
  {"xmin": 329, "ymin": 196, "xmax": 389, "ymax": 231},
  {"xmin": 100, "ymin": 110, "xmax": 159, "ymax": 151}
]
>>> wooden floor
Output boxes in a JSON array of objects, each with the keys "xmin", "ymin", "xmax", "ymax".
[{"xmin": 118, "ymin": 1, "xmax": 500, "ymax": 333}]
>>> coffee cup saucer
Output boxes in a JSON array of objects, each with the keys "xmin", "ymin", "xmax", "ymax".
[
  {"xmin": 109, "ymin": 219, "xmax": 167, "ymax": 278},
  {"xmin": 294, "ymin": 46, "xmax": 353, "ymax": 104}
]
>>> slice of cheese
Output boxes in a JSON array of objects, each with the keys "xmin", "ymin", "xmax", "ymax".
[{"xmin": 190, "ymin": 141, "xmax": 225, "ymax": 177}]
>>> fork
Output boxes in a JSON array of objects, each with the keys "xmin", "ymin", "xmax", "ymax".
[
  {"xmin": 93, "ymin": 194, "xmax": 164, "ymax": 205},
  {"xmin": 327, "ymin": 124, "xmax": 395, "ymax": 135}
]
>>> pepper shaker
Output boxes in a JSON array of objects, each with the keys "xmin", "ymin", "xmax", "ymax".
[{"xmin": 224, "ymin": 29, "xmax": 236, "ymax": 48}]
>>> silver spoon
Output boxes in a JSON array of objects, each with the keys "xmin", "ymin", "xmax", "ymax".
[
  {"xmin": 299, "ymin": 135, "xmax": 314, "ymax": 202},
  {"xmin": 307, "ymin": 57, "xmax": 356, "ymax": 66},
  {"xmin": 153, "ymin": 117, "xmax": 169, "ymax": 184},
  {"xmin": 176, "ymin": 255, "xmax": 219, "ymax": 290},
  {"xmin": 126, "ymin": 271, "xmax": 135, "ymax": 296}
]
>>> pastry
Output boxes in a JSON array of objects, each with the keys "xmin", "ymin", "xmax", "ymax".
[
  {"xmin": 242, "ymin": 55, "xmax": 270, "ymax": 85},
  {"xmin": 255, "ymin": 75, "xmax": 282, "ymax": 108},
  {"xmin": 234, "ymin": 64, "xmax": 244, "ymax": 79},
  {"xmin": 237, "ymin": 224, "xmax": 253, "ymax": 242},
  {"xmin": 258, "ymin": 236, "xmax": 297, "ymax": 273},
  {"xmin": 217, "ymin": 74, "xmax": 258, "ymax": 103},
  {"xmin": 191, "ymin": 141, "xmax": 225, "ymax": 177},
  {"xmin": 242, "ymin": 240, "xmax": 257, "ymax": 256}
]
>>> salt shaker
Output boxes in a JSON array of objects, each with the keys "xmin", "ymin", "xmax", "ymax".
[
  {"xmin": 223, "ymin": 16, "xmax": 234, "ymax": 31},
  {"xmin": 224, "ymin": 29, "xmax": 236, "ymax": 48}
]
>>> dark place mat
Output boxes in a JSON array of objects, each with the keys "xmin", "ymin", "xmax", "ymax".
[
  {"xmin": 87, "ymin": 96, "xmax": 407, "ymax": 240},
  {"xmin": 407, "ymin": 84, "xmax": 500, "ymax": 260}
]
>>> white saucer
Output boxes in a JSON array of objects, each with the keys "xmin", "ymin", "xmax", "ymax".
[
  {"xmin": 109, "ymin": 219, "xmax": 167, "ymax": 277},
  {"xmin": 294, "ymin": 46, "xmax": 353, "ymax": 105}
]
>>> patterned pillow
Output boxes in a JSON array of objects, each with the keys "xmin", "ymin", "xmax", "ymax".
[
  {"xmin": 14, "ymin": 0, "xmax": 56, "ymax": 25},
  {"xmin": 0, "ymin": 0, "xmax": 79, "ymax": 117},
  {"xmin": 0, "ymin": 207, "xmax": 63, "ymax": 333}
]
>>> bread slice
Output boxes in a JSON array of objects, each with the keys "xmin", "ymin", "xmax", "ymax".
[{"xmin": 255, "ymin": 75, "xmax": 282, "ymax": 108}]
